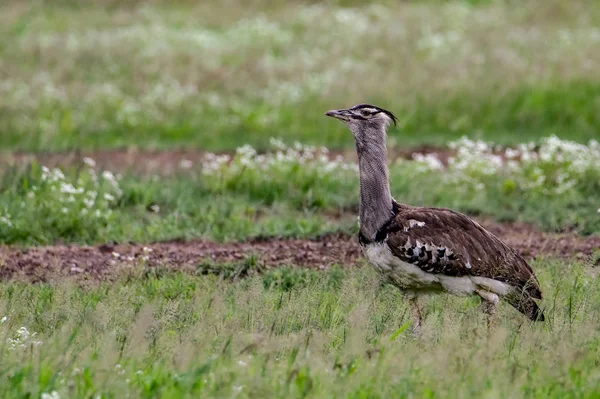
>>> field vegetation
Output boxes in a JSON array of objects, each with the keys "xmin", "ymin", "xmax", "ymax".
[
  {"xmin": 2, "ymin": 260, "xmax": 600, "ymax": 398},
  {"xmin": 0, "ymin": 0, "xmax": 599, "ymax": 151},
  {"xmin": 1, "ymin": 0, "xmax": 599, "ymax": 398}
]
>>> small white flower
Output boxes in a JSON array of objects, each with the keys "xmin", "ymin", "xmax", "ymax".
[
  {"xmin": 83, "ymin": 157, "xmax": 96, "ymax": 167},
  {"xmin": 84, "ymin": 198, "xmax": 95, "ymax": 208},
  {"xmin": 1, "ymin": 316, "xmax": 7, "ymax": 323},
  {"xmin": 0, "ymin": 216, "xmax": 12, "ymax": 227},
  {"xmin": 60, "ymin": 183, "xmax": 80, "ymax": 194},
  {"xmin": 179, "ymin": 159, "xmax": 193, "ymax": 169},
  {"xmin": 41, "ymin": 391, "xmax": 60, "ymax": 399},
  {"xmin": 149, "ymin": 204, "xmax": 160, "ymax": 213},
  {"xmin": 104, "ymin": 193, "xmax": 115, "ymax": 202},
  {"xmin": 142, "ymin": 247, "xmax": 153, "ymax": 253},
  {"xmin": 233, "ymin": 385, "xmax": 244, "ymax": 393}
]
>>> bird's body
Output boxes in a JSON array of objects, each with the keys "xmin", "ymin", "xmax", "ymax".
[
  {"xmin": 325, "ymin": 103, "xmax": 544, "ymax": 330},
  {"xmin": 360, "ymin": 201, "xmax": 543, "ymax": 320}
]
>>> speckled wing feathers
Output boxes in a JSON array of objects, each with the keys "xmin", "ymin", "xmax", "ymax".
[{"xmin": 383, "ymin": 203, "xmax": 543, "ymax": 300}]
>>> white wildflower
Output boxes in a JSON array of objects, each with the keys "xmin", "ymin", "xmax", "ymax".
[
  {"xmin": 41, "ymin": 391, "xmax": 60, "ymax": 399},
  {"xmin": 83, "ymin": 157, "xmax": 96, "ymax": 167},
  {"xmin": 505, "ymin": 148, "xmax": 520, "ymax": 159},
  {"xmin": 102, "ymin": 171, "xmax": 116, "ymax": 181},
  {"xmin": 7, "ymin": 326, "xmax": 42, "ymax": 350},
  {"xmin": 0, "ymin": 215, "xmax": 13, "ymax": 227},
  {"xmin": 233, "ymin": 385, "xmax": 244, "ymax": 394},
  {"xmin": 179, "ymin": 159, "xmax": 193, "ymax": 169},
  {"xmin": 149, "ymin": 204, "xmax": 160, "ymax": 213},
  {"xmin": 269, "ymin": 137, "xmax": 286, "ymax": 150},
  {"xmin": 59, "ymin": 183, "xmax": 79, "ymax": 194},
  {"xmin": 104, "ymin": 193, "xmax": 115, "ymax": 202},
  {"xmin": 412, "ymin": 153, "xmax": 444, "ymax": 171},
  {"xmin": 1, "ymin": 316, "xmax": 7, "ymax": 323}
]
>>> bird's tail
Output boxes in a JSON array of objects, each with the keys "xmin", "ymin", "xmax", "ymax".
[{"xmin": 508, "ymin": 294, "xmax": 545, "ymax": 322}]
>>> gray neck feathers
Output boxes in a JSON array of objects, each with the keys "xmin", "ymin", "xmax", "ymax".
[{"xmin": 352, "ymin": 124, "xmax": 393, "ymax": 240}]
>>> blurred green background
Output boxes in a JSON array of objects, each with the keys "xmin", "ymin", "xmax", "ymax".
[{"xmin": 1, "ymin": 0, "xmax": 598, "ymax": 152}]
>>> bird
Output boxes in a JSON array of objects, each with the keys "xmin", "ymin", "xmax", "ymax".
[{"xmin": 325, "ymin": 103, "xmax": 544, "ymax": 333}]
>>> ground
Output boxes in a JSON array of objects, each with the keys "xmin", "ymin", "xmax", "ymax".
[{"xmin": 1, "ymin": 0, "xmax": 600, "ymax": 398}]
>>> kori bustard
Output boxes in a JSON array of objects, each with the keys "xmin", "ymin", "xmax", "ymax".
[{"xmin": 326, "ymin": 104, "xmax": 544, "ymax": 332}]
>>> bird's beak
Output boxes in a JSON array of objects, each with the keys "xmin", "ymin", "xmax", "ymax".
[{"xmin": 325, "ymin": 109, "xmax": 350, "ymax": 121}]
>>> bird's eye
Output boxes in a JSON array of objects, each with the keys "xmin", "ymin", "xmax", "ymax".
[{"xmin": 360, "ymin": 109, "xmax": 371, "ymax": 117}]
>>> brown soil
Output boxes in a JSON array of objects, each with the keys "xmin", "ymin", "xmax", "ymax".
[
  {"xmin": 0, "ymin": 221, "xmax": 598, "ymax": 283},
  {"xmin": 1, "ymin": 148, "xmax": 598, "ymax": 283},
  {"xmin": 1, "ymin": 145, "xmax": 453, "ymax": 176}
]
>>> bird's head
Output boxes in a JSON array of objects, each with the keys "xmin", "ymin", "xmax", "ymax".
[{"xmin": 325, "ymin": 104, "xmax": 397, "ymax": 139}]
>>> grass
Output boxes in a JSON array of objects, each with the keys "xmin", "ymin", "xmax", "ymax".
[
  {"xmin": 1, "ymin": 0, "xmax": 599, "ymax": 151},
  {"xmin": 2, "ymin": 136, "xmax": 599, "ymax": 245},
  {"xmin": 1, "ymin": 258, "xmax": 600, "ymax": 398},
  {"xmin": 2, "ymin": 1, "xmax": 600, "ymax": 396}
]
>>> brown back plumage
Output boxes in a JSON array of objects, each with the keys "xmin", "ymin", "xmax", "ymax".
[{"xmin": 380, "ymin": 202, "xmax": 544, "ymax": 320}]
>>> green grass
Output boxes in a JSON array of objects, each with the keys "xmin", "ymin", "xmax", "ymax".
[
  {"xmin": 2, "ymin": 134, "xmax": 599, "ymax": 245},
  {"xmin": 1, "ymin": 1, "xmax": 599, "ymax": 397},
  {"xmin": 1, "ymin": 259, "xmax": 599, "ymax": 398},
  {"xmin": 0, "ymin": 164, "xmax": 330, "ymax": 244},
  {"xmin": 1, "ymin": 1, "xmax": 599, "ymax": 151}
]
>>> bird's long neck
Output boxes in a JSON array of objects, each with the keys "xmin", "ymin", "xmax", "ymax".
[{"xmin": 353, "ymin": 126, "xmax": 393, "ymax": 240}]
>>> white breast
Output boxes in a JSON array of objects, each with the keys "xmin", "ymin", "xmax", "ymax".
[{"xmin": 363, "ymin": 242, "xmax": 512, "ymax": 297}]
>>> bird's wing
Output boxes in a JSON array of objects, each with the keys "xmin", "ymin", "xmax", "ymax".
[{"xmin": 381, "ymin": 204, "xmax": 542, "ymax": 299}]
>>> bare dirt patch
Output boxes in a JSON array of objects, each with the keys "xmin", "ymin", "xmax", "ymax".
[
  {"xmin": 1, "ymin": 145, "xmax": 452, "ymax": 176},
  {"xmin": 1, "ymin": 221, "xmax": 598, "ymax": 283}
]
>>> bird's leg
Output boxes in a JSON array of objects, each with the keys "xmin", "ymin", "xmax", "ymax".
[
  {"xmin": 476, "ymin": 290, "xmax": 499, "ymax": 331},
  {"xmin": 408, "ymin": 296, "xmax": 422, "ymax": 337}
]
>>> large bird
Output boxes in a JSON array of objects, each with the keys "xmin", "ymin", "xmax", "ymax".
[{"xmin": 325, "ymin": 104, "xmax": 544, "ymax": 333}]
